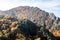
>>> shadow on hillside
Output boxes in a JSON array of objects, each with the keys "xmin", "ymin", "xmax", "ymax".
[{"xmin": 0, "ymin": 19, "xmax": 60, "ymax": 40}]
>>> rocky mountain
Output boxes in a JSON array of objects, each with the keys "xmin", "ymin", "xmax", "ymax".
[{"xmin": 0, "ymin": 6, "xmax": 60, "ymax": 40}]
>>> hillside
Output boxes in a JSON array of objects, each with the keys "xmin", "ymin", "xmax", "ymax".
[
  {"xmin": 0, "ymin": 6, "xmax": 60, "ymax": 40},
  {"xmin": 4, "ymin": 6, "xmax": 60, "ymax": 36}
]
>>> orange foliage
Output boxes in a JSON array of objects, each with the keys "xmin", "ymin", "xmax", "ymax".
[{"xmin": 53, "ymin": 30, "xmax": 60, "ymax": 37}]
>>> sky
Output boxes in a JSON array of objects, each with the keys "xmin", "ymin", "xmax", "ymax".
[{"xmin": 0, "ymin": 0, "xmax": 60, "ymax": 17}]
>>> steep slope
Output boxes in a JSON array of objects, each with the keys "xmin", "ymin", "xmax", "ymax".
[
  {"xmin": 0, "ymin": 6, "xmax": 59, "ymax": 37},
  {"xmin": 0, "ymin": 16, "xmax": 57, "ymax": 40}
]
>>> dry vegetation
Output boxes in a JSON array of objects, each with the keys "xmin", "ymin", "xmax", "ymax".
[{"xmin": 0, "ymin": 6, "xmax": 60, "ymax": 40}]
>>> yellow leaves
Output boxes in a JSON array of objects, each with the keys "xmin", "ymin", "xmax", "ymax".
[
  {"xmin": 2, "ymin": 30, "xmax": 7, "ymax": 34},
  {"xmin": 35, "ymin": 37, "xmax": 41, "ymax": 40},
  {"xmin": 0, "ymin": 31, "xmax": 3, "ymax": 37},
  {"xmin": 11, "ymin": 27, "xmax": 15, "ymax": 31},
  {"xmin": 10, "ymin": 24, "xmax": 18, "ymax": 31},
  {"xmin": 16, "ymin": 34, "xmax": 26, "ymax": 40},
  {"xmin": 10, "ymin": 21, "xmax": 18, "ymax": 32},
  {"xmin": 16, "ymin": 38, "xmax": 25, "ymax": 40}
]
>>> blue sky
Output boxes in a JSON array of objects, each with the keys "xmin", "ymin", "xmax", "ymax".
[{"xmin": 0, "ymin": 0, "xmax": 60, "ymax": 17}]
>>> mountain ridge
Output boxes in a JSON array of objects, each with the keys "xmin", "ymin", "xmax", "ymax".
[{"xmin": 0, "ymin": 6, "xmax": 60, "ymax": 37}]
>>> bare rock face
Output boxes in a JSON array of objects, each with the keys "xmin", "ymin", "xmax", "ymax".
[{"xmin": 4, "ymin": 6, "xmax": 59, "ymax": 32}]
